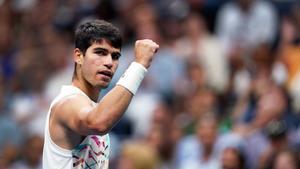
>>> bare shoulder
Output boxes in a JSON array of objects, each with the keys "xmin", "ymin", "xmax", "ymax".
[{"xmin": 51, "ymin": 94, "xmax": 94, "ymax": 123}]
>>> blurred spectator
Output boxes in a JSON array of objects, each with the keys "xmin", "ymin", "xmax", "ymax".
[
  {"xmin": 174, "ymin": 12, "xmax": 229, "ymax": 93},
  {"xmin": 185, "ymin": 62, "xmax": 207, "ymax": 93},
  {"xmin": 270, "ymin": 149, "xmax": 300, "ymax": 169},
  {"xmin": 277, "ymin": 3, "xmax": 300, "ymax": 112},
  {"xmin": 216, "ymin": 0, "xmax": 278, "ymax": 57},
  {"xmin": 0, "ymin": 0, "xmax": 15, "ymax": 81},
  {"xmin": 11, "ymin": 66, "xmax": 49, "ymax": 137},
  {"xmin": 221, "ymin": 147, "xmax": 246, "ymax": 169},
  {"xmin": 0, "ymin": 74, "xmax": 22, "ymax": 166},
  {"xmin": 116, "ymin": 141, "xmax": 160, "ymax": 169},
  {"xmin": 147, "ymin": 103, "xmax": 182, "ymax": 169},
  {"xmin": 43, "ymin": 27, "xmax": 74, "ymax": 101},
  {"xmin": 232, "ymin": 84, "xmax": 298, "ymax": 168},
  {"xmin": 9, "ymin": 135, "xmax": 43, "ymax": 169},
  {"xmin": 125, "ymin": 91, "xmax": 162, "ymax": 137},
  {"xmin": 0, "ymin": 144, "xmax": 19, "ymax": 169},
  {"xmin": 174, "ymin": 113, "xmax": 221, "ymax": 169},
  {"xmin": 181, "ymin": 87, "xmax": 218, "ymax": 134},
  {"xmin": 258, "ymin": 120, "xmax": 290, "ymax": 169}
]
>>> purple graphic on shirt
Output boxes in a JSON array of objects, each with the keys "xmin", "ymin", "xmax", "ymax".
[{"xmin": 72, "ymin": 135, "xmax": 109, "ymax": 169}]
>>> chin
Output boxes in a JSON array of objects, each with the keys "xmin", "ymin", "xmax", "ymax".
[{"xmin": 94, "ymin": 82, "xmax": 110, "ymax": 89}]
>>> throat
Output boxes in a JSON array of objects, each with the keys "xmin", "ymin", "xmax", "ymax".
[
  {"xmin": 72, "ymin": 78, "xmax": 100, "ymax": 102},
  {"xmin": 87, "ymin": 88, "xmax": 100, "ymax": 102}
]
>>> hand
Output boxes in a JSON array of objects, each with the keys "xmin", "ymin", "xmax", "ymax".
[{"xmin": 134, "ymin": 39, "xmax": 159, "ymax": 69}]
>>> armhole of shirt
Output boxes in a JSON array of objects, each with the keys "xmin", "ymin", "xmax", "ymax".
[{"xmin": 45, "ymin": 93, "xmax": 81, "ymax": 157}]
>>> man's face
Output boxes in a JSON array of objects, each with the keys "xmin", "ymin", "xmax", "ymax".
[
  {"xmin": 197, "ymin": 119, "xmax": 217, "ymax": 148},
  {"xmin": 80, "ymin": 40, "xmax": 121, "ymax": 89}
]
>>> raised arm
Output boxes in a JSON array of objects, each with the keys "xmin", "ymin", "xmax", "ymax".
[{"xmin": 56, "ymin": 39, "xmax": 159, "ymax": 136}]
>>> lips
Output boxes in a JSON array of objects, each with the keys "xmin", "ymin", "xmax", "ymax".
[{"xmin": 97, "ymin": 70, "xmax": 113, "ymax": 79}]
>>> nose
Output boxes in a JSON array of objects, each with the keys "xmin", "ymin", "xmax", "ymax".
[{"xmin": 104, "ymin": 55, "xmax": 113, "ymax": 69}]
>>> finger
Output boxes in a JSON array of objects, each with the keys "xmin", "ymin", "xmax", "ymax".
[
  {"xmin": 148, "ymin": 41, "xmax": 158, "ymax": 48},
  {"xmin": 143, "ymin": 39, "xmax": 154, "ymax": 43},
  {"xmin": 154, "ymin": 44, "xmax": 159, "ymax": 53}
]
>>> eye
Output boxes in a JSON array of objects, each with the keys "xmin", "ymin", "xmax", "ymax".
[
  {"xmin": 111, "ymin": 53, "xmax": 121, "ymax": 60},
  {"xmin": 95, "ymin": 50, "xmax": 107, "ymax": 56}
]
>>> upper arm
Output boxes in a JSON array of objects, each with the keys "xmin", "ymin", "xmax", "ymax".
[
  {"xmin": 52, "ymin": 94, "xmax": 99, "ymax": 136},
  {"xmin": 52, "ymin": 85, "xmax": 133, "ymax": 136}
]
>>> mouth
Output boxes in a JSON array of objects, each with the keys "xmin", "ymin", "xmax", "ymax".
[{"xmin": 97, "ymin": 70, "xmax": 113, "ymax": 79}]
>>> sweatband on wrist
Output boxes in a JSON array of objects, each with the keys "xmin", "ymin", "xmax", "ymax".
[{"xmin": 116, "ymin": 62, "xmax": 147, "ymax": 95}]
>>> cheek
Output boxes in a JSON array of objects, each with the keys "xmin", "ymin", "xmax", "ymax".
[
  {"xmin": 82, "ymin": 58, "xmax": 97, "ymax": 75},
  {"xmin": 93, "ymin": 59, "xmax": 103, "ymax": 66},
  {"xmin": 84, "ymin": 57, "xmax": 101, "ymax": 72}
]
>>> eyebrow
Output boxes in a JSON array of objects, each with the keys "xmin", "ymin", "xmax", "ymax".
[
  {"xmin": 94, "ymin": 47, "xmax": 121, "ymax": 57},
  {"xmin": 93, "ymin": 47, "xmax": 108, "ymax": 52}
]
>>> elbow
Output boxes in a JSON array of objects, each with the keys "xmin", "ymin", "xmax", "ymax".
[
  {"xmin": 85, "ymin": 118, "xmax": 111, "ymax": 135},
  {"xmin": 82, "ymin": 108, "xmax": 123, "ymax": 135},
  {"xmin": 94, "ymin": 124, "xmax": 111, "ymax": 135}
]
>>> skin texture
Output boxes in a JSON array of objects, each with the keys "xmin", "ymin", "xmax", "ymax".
[{"xmin": 49, "ymin": 39, "xmax": 159, "ymax": 150}]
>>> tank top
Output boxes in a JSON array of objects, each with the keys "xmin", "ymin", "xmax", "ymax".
[{"xmin": 43, "ymin": 85, "xmax": 110, "ymax": 169}]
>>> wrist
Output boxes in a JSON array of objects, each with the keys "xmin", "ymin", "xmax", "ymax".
[
  {"xmin": 116, "ymin": 62, "xmax": 147, "ymax": 95},
  {"xmin": 134, "ymin": 59, "xmax": 150, "ymax": 69}
]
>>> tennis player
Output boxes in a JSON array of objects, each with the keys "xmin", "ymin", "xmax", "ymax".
[{"xmin": 43, "ymin": 19, "xmax": 159, "ymax": 169}]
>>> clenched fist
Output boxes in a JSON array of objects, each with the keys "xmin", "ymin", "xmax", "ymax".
[{"xmin": 134, "ymin": 39, "xmax": 159, "ymax": 69}]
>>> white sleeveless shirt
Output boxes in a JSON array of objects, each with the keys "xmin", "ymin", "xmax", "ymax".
[{"xmin": 43, "ymin": 85, "xmax": 110, "ymax": 169}]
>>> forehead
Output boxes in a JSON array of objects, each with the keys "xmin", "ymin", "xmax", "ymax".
[{"xmin": 89, "ymin": 39, "xmax": 120, "ymax": 52}]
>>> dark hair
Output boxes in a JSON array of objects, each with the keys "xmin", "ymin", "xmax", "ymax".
[
  {"xmin": 75, "ymin": 19, "xmax": 122, "ymax": 54},
  {"xmin": 265, "ymin": 120, "xmax": 287, "ymax": 140}
]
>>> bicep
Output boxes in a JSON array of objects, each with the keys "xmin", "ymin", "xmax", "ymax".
[{"xmin": 54, "ymin": 95, "xmax": 98, "ymax": 136}]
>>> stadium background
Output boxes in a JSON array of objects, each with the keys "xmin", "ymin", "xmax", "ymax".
[{"xmin": 0, "ymin": 0, "xmax": 300, "ymax": 168}]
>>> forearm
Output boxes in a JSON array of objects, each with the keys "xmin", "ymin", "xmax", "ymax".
[
  {"xmin": 86, "ymin": 85, "xmax": 133, "ymax": 134},
  {"xmin": 81, "ymin": 62, "xmax": 146, "ymax": 135}
]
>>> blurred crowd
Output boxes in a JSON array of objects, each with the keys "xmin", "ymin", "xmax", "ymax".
[{"xmin": 1, "ymin": 0, "xmax": 300, "ymax": 169}]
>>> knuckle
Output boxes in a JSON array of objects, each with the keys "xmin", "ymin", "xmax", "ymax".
[{"xmin": 136, "ymin": 40, "xmax": 141, "ymax": 45}]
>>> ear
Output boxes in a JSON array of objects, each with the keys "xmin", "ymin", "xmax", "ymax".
[{"xmin": 73, "ymin": 48, "xmax": 84, "ymax": 65}]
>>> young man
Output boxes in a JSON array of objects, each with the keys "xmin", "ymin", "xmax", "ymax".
[{"xmin": 43, "ymin": 20, "xmax": 159, "ymax": 169}]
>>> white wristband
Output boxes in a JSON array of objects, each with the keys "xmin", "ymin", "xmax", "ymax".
[{"xmin": 116, "ymin": 62, "xmax": 147, "ymax": 95}]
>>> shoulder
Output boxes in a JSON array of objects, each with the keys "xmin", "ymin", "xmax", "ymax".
[{"xmin": 51, "ymin": 93, "xmax": 93, "ymax": 120}]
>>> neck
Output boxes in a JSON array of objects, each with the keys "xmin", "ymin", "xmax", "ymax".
[
  {"xmin": 202, "ymin": 146, "xmax": 213, "ymax": 160},
  {"xmin": 72, "ymin": 77, "xmax": 100, "ymax": 102}
]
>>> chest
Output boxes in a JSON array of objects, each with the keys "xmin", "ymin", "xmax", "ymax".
[{"xmin": 72, "ymin": 135, "xmax": 110, "ymax": 168}]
